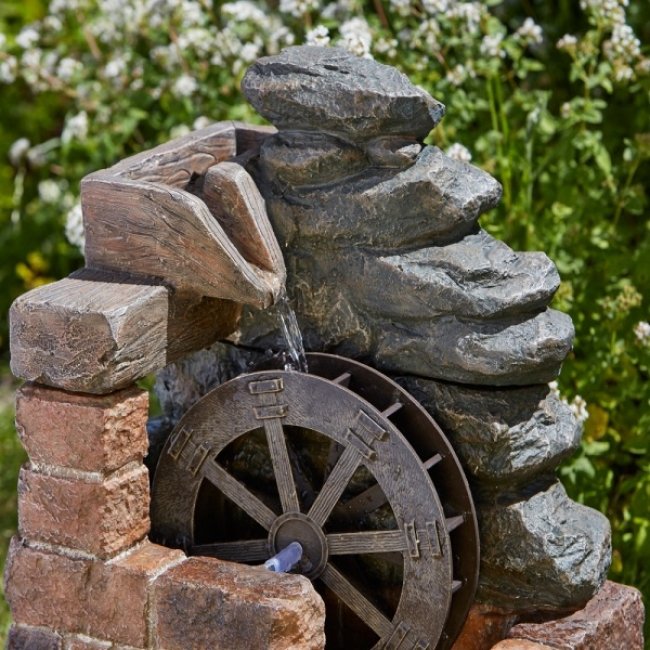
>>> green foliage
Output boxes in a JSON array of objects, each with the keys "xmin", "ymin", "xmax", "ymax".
[{"xmin": 0, "ymin": 0, "xmax": 648, "ymax": 640}]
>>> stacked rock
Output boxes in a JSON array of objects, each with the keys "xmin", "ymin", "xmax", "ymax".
[{"xmin": 232, "ymin": 46, "xmax": 611, "ymax": 617}]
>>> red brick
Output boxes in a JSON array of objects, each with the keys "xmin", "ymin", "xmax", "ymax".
[
  {"xmin": 18, "ymin": 465, "xmax": 150, "ymax": 559},
  {"xmin": 506, "ymin": 581, "xmax": 644, "ymax": 650},
  {"xmin": 152, "ymin": 556, "xmax": 325, "ymax": 650},
  {"xmin": 4, "ymin": 537, "xmax": 184, "ymax": 648},
  {"xmin": 7, "ymin": 624, "xmax": 63, "ymax": 649},
  {"xmin": 15, "ymin": 384, "xmax": 148, "ymax": 473}
]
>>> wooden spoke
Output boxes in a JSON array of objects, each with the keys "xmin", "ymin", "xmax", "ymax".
[
  {"xmin": 191, "ymin": 539, "xmax": 269, "ymax": 562},
  {"xmin": 320, "ymin": 563, "xmax": 393, "ymax": 638},
  {"xmin": 202, "ymin": 460, "xmax": 277, "ymax": 531},
  {"xmin": 337, "ymin": 482, "xmax": 388, "ymax": 522},
  {"xmin": 264, "ymin": 418, "xmax": 300, "ymax": 514},
  {"xmin": 424, "ymin": 453, "xmax": 442, "ymax": 470},
  {"xmin": 446, "ymin": 515, "xmax": 465, "ymax": 533},
  {"xmin": 327, "ymin": 530, "xmax": 408, "ymax": 555},
  {"xmin": 308, "ymin": 446, "xmax": 360, "ymax": 527},
  {"xmin": 381, "ymin": 402, "xmax": 403, "ymax": 418},
  {"xmin": 332, "ymin": 372, "xmax": 351, "ymax": 387}
]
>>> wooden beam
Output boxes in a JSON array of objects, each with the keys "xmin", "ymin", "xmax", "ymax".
[
  {"xmin": 81, "ymin": 121, "xmax": 284, "ymax": 308},
  {"xmin": 9, "ymin": 274, "xmax": 241, "ymax": 394}
]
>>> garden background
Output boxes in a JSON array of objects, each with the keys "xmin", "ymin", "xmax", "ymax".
[{"xmin": 0, "ymin": 0, "xmax": 648, "ymax": 645}]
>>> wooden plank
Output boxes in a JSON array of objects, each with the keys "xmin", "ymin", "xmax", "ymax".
[
  {"xmin": 81, "ymin": 121, "xmax": 284, "ymax": 308},
  {"xmin": 82, "ymin": 173, "xmax": 281, "ymax": 308},
  {"xmin": 233, "ymin": 121, "xmax": 276, "ymax": 155},
  {"xmin": 202, "ymin": 161, "xmax": 285, "ymax": 278},
  {"xmin": 9, "ymin": 274, "xmax": 241, "ymax": 394},
  {"xmin": 109, "ymin": 121, "xmax": 237, "ymax": 187}
]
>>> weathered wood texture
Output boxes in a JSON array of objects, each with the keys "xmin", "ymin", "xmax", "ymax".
[
  {"xmin": 81, "ymin": 121, "xmax": 283, "ymax": 308},
  {"xmin": 233, "ymin": 121, "xmax": 276, "ymax": 155},
  {"xmin": 10, "ymin": 274, "xmax": 240, "ymax": 394}
]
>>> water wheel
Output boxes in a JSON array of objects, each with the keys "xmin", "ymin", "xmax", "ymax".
[{"xmin": 150, "ymin": 353, "xmax": 479, "ymax": 649}]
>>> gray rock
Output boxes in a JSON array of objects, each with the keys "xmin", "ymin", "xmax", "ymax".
[
  {"xmin": 397, "ymin": 378, "xmax": 582, "ymax": 484},
  {"xmin": 373, "ymin": 308, "xmax": 574, "ymax": 385},
  {"xmin": 476, "ymin": 480, "xmax": 611, "ymax": 614},
  {"xmin": 242, "ymin": 46, "xmax": 445, "ymax": 141},
  {"xmin": 262, "ymin": 146, "xmax": 502, "ymax": 250},
  {"xmin": 259, "ymin": 131, "xmax": 368, "ymax": 188},
  {"xmin": 359, "ymin": 229, "xmax": 560, "ymax": 319}
]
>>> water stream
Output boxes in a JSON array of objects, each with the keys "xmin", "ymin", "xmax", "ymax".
[{"xmin": 276, "ymin": 288, "xmax": 309, "ymax": 373}]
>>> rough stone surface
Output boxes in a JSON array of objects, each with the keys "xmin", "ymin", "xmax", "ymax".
[
  {"xmin": 399, "ymin": 379, "xmax": 581, "ymax": 485},
  {"xmin": 367, "ymin": 230, "xmax": 560, "ymax": 319},
  {"xmin": 259, "ymin": 131, "xmax": 368, "ymax": 187},
  {"xmin": 7, "ymin": 625, "xmax": 63, "ymax": 650},
  {"xmin": 15, "ymin": 384, "xmax": 148, "ymax": 473},
  {"xmin": 373, "ymin": 308, "xmax": 574, "ymax": 385},
  {"xmin": 491, "ymin": 641, "xmax": 553, "ymax": 649},
  {"xmin": 4, "ymin": 538, "xmax": 184, "ymax": 647},
  {"xmin": 242, "ymin": 46, "xmax": 445, "ymax": 141},
  {"xmin": 18, "ymin": 465, "xmax": 150, "ymax": 559},
  {"xmin": 451, "ymin": 604, "xmax": 518, "ymax": 650},
  {"xmin": 477, "ymin": 481, "xmax": 611, "ymax": 613},
  {"xmin": 264, "ymin": 147, "xmax": 502, "ymax": 250},
  {"xmin": 506, "ymin": 581, "xmax": 645, "ymax": 650},
  {"xmin": 152, "ymin": 556, "xmax": 325, "ymax": 650}
]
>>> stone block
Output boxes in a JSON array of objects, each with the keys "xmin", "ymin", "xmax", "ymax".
[
  {"xmin": 452, "ymin": 604, "xmax": 518, "ymax": 650},
  {"xmin": 15, "ymin": 384, "xmax": 148, "ymax": 473},
  {"xmin": 152, "ymin": 556, "xmax": 325, "ymax": 650},
  {"xmin": 506, "ymin": 581, "xmax": 645, "ymax": 650},
  {"xmin": 7, "ymin": 624, "xmax": 63, "ymax": 649},
  {"xmin": 491, "ymin": 641, "xmax": 553, "ymax": 649},
  {"xmin": 477, "ymin": 481, "xmax": 611, "ymax": 614},
  {"xmin": 4, "ymin": 538, "xmax": 185, "ymax": 648},
  {"xmin": 18, "ymin": 465, "xmax": 150, "ymax": 559}
]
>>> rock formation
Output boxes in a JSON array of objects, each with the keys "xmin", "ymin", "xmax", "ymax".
[{"xmin": 156, "ymin": 46, "xmax": 610, "ymax": 618}]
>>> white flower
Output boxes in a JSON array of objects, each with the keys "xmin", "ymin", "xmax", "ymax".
[
  {"xmin": 548, "ymin": 380, "xmax": 560, "ymax": 398},
  {"xmin": 9, "ymin": 138, "xmax": 30, "ymax": 166},
  {"xmin": 172, "ymin": 74, "xmax": 197, "ymax": 98},
  {"xmin": 446, "ymin": 64, "xmax": 468, "ymax": 86},
  {"xmin": 222, "ymin": 1, "xmax": 267, "ymax": 23},
  {"xmin": 422, "ymin": 0, "xmax": 450, "ymax": 14},
  {"xmin": 389, "ymin": 0, "xmax": 411, "ymax": 17},
  {"xmin": 104, "ymin": 57, "xmax": 127, "ymax": 79},
  {"xmin": 170, "ymin": 124, "xmax": 191, "ymax": 138},
  {"xmin": 279, "ymin": 0, "xmax": 320, "ymax": 18},
  {"xmin": 570, "ymin": 395, "xmax": 589, "ymax": 423},
  {"xmin": 0, "ymin": 56, "xmax": 17, "ymax": 84},
  {"xmin": 62, "ymin": 111, "xmax": 89, "ymax": 143},
  {"xmin": 560, "ymin": 102, "xmax": 572, "ymax": 118},
  {"xmin": 65, "ymin": 201, "xmax": 85, "ymax": 252},
  {"xmin": 634, "ymin": 321, "xmax": 650, "ymax": 344},
  {"xmin": 446, "ymin": 143, "xmax": 472, "ymax": 163},
  {"xmin": 448, "ymin": 3, "xmax": 483, "ymax": 35},
  {"xmin": 516, "ymin": 17, "xmax": 543, "ymax": 45},
  {"xmin": 193, "ymin": 116, "xmax": 212, "ymax": 130},
  {"xmin": 480, "ymin": 33, "xmax": 505, "ymax": 58},
  {"xmin": 557, "ymin": 34, "xmax": 577, "ymax": 51},
  {"xmin": 338, "ymin": 17, "xmax": 373, "ymax": 58},
  {"xmin": 57, "ymin": 57, "xmax": 81, "ymax": 81},
  {"xmin": 38, "ymin": 180, "xmax": 62, "ymax": 204},
  {"xmin": 16, "ymin": 27, "xmax": 40, "ymax": 49},
  {"xmin": 306, "ymin": 25, "xmax": 330, "ymax": 47}
]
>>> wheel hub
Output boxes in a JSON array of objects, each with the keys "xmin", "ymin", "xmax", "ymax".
[{"xmin": 269, "ymin": 512, "xmax": 328, "ymax": 578}]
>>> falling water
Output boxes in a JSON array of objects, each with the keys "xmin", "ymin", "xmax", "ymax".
[{"xmin": 276, "ymin": 288, "xmax": 309, "ymax": 373}]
